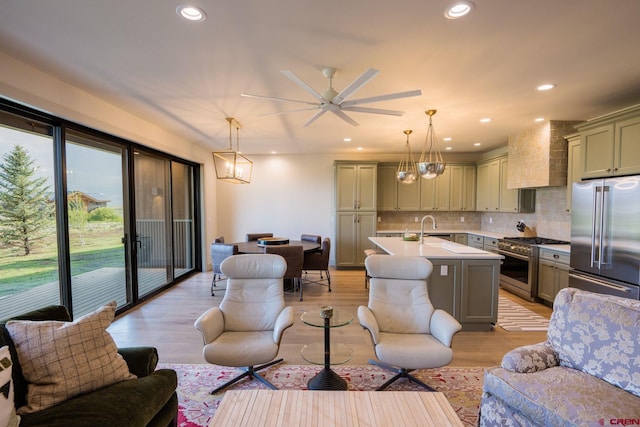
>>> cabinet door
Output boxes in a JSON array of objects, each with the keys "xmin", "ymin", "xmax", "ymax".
[
  {"xmin": 556, "ymin": 262, "xmax": 570, "ymax": 295},
  {"xmin": 537, "ymin": 259, "xmax": 556, "ymax": 302},
  {"xmin": 421, "ymin": 167, "xmax": 450, "ymax": 210},
  {"xmin": 356, "ymin": 212, "xmax": 377, "ymax": 265},
  {"xmin": 460, "ymin": 260, "xmax": 499, "ymax": 326},
  {"xmin": 336, "ymin": 164, "xmax": 358, "ymax": 211},
  {"xmin": 357, "ymin": 164, "xmax": 377, "ymax": 211},
  {"xmin": 476, "ymin": 160, "xmax": 499, "ymax": 211},
  {"xmin": 566, "ymin": 136, "xmax": 581, "ymax": 213},
  {"xmin": 615, "ymin": 116, "xmax": 640, "ymax": 176},
  {"xmin": 454, "ymin": 233, "xmax": 467, "ymax": 245},
  {"xmin": 499, "ymin": 157, "xmax": 519, "ymax": 212},
  {"xmin": 427, "ymin": 260, "xmax": 461, "ymax": 319},
  {"xmin": 581, "ymin": 124, "xmax": 614, "ymax": 179},
  {"xmin": 462, "ymin": 166, "xmax": 477, "ymax": 211},
  {"xmin": 451, "ymin": 165, "xmax": 476, "ymax": 211},
  {"xmin": 377, "ymin": 165, "xmax": 397, "ymax": 211},
  {"xmin": 397, "ymin": 179, "xmax": 420, "ymax": 210},
  {"xmin": 336, "ymin": 212, "xmax": 358, "ymax": 267}
]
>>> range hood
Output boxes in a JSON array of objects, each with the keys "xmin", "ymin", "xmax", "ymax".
[{"xmin": 507, "ymin": 120, "xmax": 583, "ymax": 189}]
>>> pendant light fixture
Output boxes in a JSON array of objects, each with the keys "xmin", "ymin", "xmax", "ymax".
[
  {"xmin": 417, "ymin": 109, "xmax": 446, "ymax": 179},
  {"xmin": 212, "ymin": 117, "xmax": 253, "ymax": 184},
  {"xmin": 397, "ymin": 129, "xmax": 418, "ymax": 184}
]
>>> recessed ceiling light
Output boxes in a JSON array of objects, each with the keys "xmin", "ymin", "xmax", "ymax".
[
  {"xmin": 537, "ymin": 83, "xmax": 556, "ymax": 91},
  {"xmin": 343, "ymin": 138, "xmax": 352, "ymax": 142},
  {"xmin": 444, "ymin": 1, "xmax": 475, "ymax": 19},
  {"xmin": 357, "ymin": 147, "xmax": 363, "ymax": 151},
  {"xmin": 474, "ymin": 142, "xmax": 482, "ymax": 146},
  {"xmin": 176, "ymin": 5, "xmax": 207, "ymax": 22},
  {"xmin": 270, "ymin": 151, "xmax": 277, "ymax": 154},
  {"xmin": 480, "ymin": 118, "xmax": 492, "ymax": 123},
  {"xmin": 445, "ymin": 147, "xmax": 453, "ymax": 150},
  {"xmin": 443, "ymin": 137, "xmax": 452, "ymax": 141},
  {"xmin": 535, "ymin": 117, "xmax": 545, "ymax": 122}
]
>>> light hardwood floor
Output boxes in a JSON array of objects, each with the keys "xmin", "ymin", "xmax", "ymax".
[{"xmin": 108, "ymin": 268, "xmax": 552, "ymax": 368}]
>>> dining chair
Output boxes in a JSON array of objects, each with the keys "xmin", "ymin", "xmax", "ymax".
[
  {"xmin": 302, "ymin": 237, "xmax": 331, "ymax": 292},
  {"xmin": 210, "ymin": 241, "xmax": 238, "ymax": 296},
  {"xmin": 264, "ymin": 245, "xmax": 304, "ymax": 301},
  {"xmin": 246, "ymin": 233, "xmax": 273, "ymax": 241}
]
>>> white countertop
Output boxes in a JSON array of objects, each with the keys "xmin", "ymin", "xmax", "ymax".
[
  {"xmin": 369, "ymin": 236, "xmax": 504, "ymax": 260},
  {"xmin": 376, "ymin": 229, "xmax": 505, "ymax": 239}
]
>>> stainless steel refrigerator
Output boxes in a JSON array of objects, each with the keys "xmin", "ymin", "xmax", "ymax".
[{"xmin": 569, "ymin": 175, "xmax": 640, "ymax": 300}]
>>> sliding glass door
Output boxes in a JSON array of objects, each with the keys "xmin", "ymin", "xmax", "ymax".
[{"xmin": 65, "ymin": 131, "xmax": 130, "ymax": 317}]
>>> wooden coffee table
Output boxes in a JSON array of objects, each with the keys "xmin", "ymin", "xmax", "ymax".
[{"xmin": 209, "ymin": 389, "xmax": 463, "ymax": 426}]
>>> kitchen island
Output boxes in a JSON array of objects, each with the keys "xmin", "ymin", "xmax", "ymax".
[{"xmin": 369, "ymin": 236, "xmax": 503, "ymax": 331}]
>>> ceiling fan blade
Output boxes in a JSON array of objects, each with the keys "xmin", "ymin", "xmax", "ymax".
[
  {"xmin": 331, "ymin": 110, "xmax": 360, "ymax": 126},
  {"xmin": 241, "ymin": 93, "xmax": 320, "ymax": 106},
  {"xmin": 257, "ymin": 107, "xmax": 321, "ymax": 117},
  {"xmin": 340, "ymin": 89, "xmax": 422, "ymax": 107},
  {"xmin": 341, "ymin": 106, "xmax": 405, "ymax": 116},
  {"xmin": 303, "ymin": 110, "xmax": 328, "ymax": 127},
  {"xmin": 331, "ymin": 68, "xmax": 380, "ymax": 105},
  {"xmin": 281, "ymin": 70, "xmax": 326, "ymax": 103}
]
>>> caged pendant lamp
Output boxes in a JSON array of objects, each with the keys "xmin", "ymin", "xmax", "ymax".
[
  {"xmin": 396, "ymin": 129, "xmax": 418, "ymax": 184},
  {"xmin": 417, "ymin": 109, "xmax": 446, "ymax": 179},
  {"xmin": 213, "ymin": 117, "xmax": 253, "ymax": 184}
]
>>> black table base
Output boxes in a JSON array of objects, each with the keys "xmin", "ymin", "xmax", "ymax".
[{"xmin": 307, "ymin": 367, "xmax": 348, "ymax": 390}]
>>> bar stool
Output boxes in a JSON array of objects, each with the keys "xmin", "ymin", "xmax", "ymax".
[{"xmin": 364, "ymin": 248, "xmax": 386, "ymax": 289}]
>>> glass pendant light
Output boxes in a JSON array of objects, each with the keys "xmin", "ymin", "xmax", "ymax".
[
  {"xmin": 397, "ymin": 129, "xmax": 418, "ymax": 184},
  {"xmin": 417, "ymin": 109, "xmax": 446, "ymax": 179}
]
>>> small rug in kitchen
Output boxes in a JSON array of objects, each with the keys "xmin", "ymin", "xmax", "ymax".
[
  {"xmin": 159, "ymin": 363, "xmax": 484, "ymax": 427},
  {"xmin": 497, "ymin": 295, "xmax": 550, "ymax": 331}
]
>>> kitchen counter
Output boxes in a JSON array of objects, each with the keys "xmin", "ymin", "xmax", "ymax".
[
  {"xmin": 376, "ymin": 229, "xmax": 505, "ymax": 239},
  {"xmin": 369, "ymin": 236, "xmax": 503, "ymax": 260},
  {"xmin": 538, "ymin": 244, "xmax": 570, "ymax": 254},
  {"xmin": 368, "ymin": 236, "xmax": 501, "ymax": 331}
]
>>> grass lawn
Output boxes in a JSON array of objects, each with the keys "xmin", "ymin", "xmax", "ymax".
[{"xmin": 0, "ymin": 222, "xmax": 124, "ymax": 296}]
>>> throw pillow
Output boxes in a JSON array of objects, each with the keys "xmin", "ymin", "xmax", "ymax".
[
  {"xmin": 0, "ymin": 346, "xmax": 20, "ymax": 427},
  {"xmin": 5, "ymin": 301, "xmax": 136, "ymax": 414}
]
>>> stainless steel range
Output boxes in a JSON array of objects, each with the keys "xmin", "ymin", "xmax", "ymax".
[{"xmin": 497, "ymin": 237, "xmax": 569, "ymax": 302}]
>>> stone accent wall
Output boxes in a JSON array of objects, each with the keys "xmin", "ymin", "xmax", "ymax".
[{"xmin": 508, "ymin": 120, "xmax": 583, "ymax": 189}]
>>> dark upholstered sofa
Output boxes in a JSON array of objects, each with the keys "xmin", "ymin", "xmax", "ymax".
[{"xmin": 1, "ymin": 305, "xmax": 178, "ymax": 427}]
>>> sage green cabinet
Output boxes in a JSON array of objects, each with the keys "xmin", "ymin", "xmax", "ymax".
[
  {"xmin": 467, "ymin": 234, "xmax": 483, "ymax": 249},
  {"xmin": 335, "ymin": 162, "xmax": 377, "ymax": 212},
  {"xmin": 454, "ymin": 233, "xmax": 467, "ymax": 244},
  {"xmin": 449, "ymin": 165, "xmax": 476, "ymax": 211},
  {"xmin": 499, "ymin": 157, "xmax": 518, "ymax": 212},
  {"xmin": 428, "ymin": 258, "xmax": 499, "ymax": 331},
  {"xmin": 335, "ymin": 211, "xmax": 377, "ymax": 268},
  {"xmin": 579, "ymin": 106, "xmax": 640, "ymax": 179},
  {"xmin": 537, "ymin": 248, "xmax": 570, "ymax": 304},
  {"xmin": 420, "ymin": 166, "xmax": 450, "ymax": 211},
  {"xmin": 475, "ymin": 159, "xmax": 500, "ymax": 211},
  {"xmin": 566, "ymin": 134, "xmax": 581, "ymax": 213},
  {"xmin": 377, "ymin": 164, "xmax": 420, "ymax": 211}
]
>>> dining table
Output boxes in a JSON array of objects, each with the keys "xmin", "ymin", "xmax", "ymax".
[{"xmin": 233, "ymin": 239, "xmax": 320, "ymax": 254}]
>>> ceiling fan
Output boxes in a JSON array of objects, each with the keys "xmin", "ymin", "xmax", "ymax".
[{"xmin": 241, "ymin": 67, "xmax": 422, "ymax": 127}]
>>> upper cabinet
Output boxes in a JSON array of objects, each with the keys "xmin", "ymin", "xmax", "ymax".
[
  {"xmin": 376, "ymin": 163, "xmax": 474, "ymax": 212},
  {"xmin": 336, "ymin": 162, "xmax": 377, "ymax": 212},
  {"xmin": 377, "ymin": 164, "xmax": 420, "ymax": 211},
  {"xmin": 476, "ymin": 155, "xmax": 535, "ymax": 213},
  {"xmin": 565, "ymin": 133, "xmax": 581, "ymax": 213},
  {"xmin": 578, "ymin": 105, "xmax": 640, "ymax": 179}
]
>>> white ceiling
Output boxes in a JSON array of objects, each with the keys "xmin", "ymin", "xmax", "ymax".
[{"xmin": 1, "ymin": 0, "xmax": 640, "ymax": 156}]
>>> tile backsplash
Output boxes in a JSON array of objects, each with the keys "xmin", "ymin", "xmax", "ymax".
[{"xmin": 377, "ymin": 186, "xmax": 571, "ymax": 241}]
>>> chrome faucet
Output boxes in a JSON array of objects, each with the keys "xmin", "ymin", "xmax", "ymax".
[{"xmin": 420, "ymin": 215, "xmax": 437, "ymax": 242}]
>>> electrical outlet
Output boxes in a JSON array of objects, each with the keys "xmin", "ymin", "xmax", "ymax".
[
  {"xmin": 440, "ymin": 265, "xmax": 448, "ymax": 276},
  {"xmin": 489, "ymin": 217, "xmax": 493, "ymax": 224},
  {"xmin": 414, "ymin": 217, "xmax": 419, "ymax": 222},
  {"xmin": 460, "ymin": 216, "xmax": 464, "ymax": 223},
  {"xmin": 377, "ymin": 216, "xmax": 381, "ymax": 222}
]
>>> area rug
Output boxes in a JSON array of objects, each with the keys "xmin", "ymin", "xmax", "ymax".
[
  {"xmin": 497, "ymin": 295, "xmax": 550, "ymax": 331},
  {"xmin": 159, "ymin": 363, "xmax": 484, "ymax": 427}
]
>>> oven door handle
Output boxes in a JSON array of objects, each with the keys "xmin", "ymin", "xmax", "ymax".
[{"xmin": 498, "ymin": 249, "xmax": 529, "ymax": 261}]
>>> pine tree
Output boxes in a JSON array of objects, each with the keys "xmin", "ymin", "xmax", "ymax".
[{"xmin": 0, "ymin": 145, "xmax": 53, "ymax": 255}]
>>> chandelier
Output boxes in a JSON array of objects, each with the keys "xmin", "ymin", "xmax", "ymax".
[
  {"xmin": 213, "ymin": 117, "xmax": 253, "ymax": 184},
  {"xmin": 396, "ymin": 129, "xmax": 418, "ymax": 184},
  {"xmin": 417, "ymin": 109, "xmax": 446, "ymax": 179}
]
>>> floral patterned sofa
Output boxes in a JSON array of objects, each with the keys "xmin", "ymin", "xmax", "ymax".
[{"xmin": 480, "ymin": 287, "xmax": 640, "ymax": 426}]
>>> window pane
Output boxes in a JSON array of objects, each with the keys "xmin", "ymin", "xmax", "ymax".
[
  {"xmin": 0, "ymin": 113, "xmax": 59, "ymax": 318},
  {"xmin": 65, "ymin": 132, "xmax": 129, "ymax": 318},
  {"xmin": 172, "ymin": 161, "xmax": 194, "ymax": 277}
]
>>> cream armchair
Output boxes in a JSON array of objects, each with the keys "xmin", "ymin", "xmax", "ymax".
[
  {"xmin": 194, "ymin": 254, "xmax": 294, "ymax": 394},
  {"xmin": 358, "ymin": 255, "xmax": 462, "ymax": 391}
]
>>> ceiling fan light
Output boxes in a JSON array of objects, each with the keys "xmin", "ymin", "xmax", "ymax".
[{"xmin": 445, "ymin": 1, "xmax": 475, "ymax": 19}]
